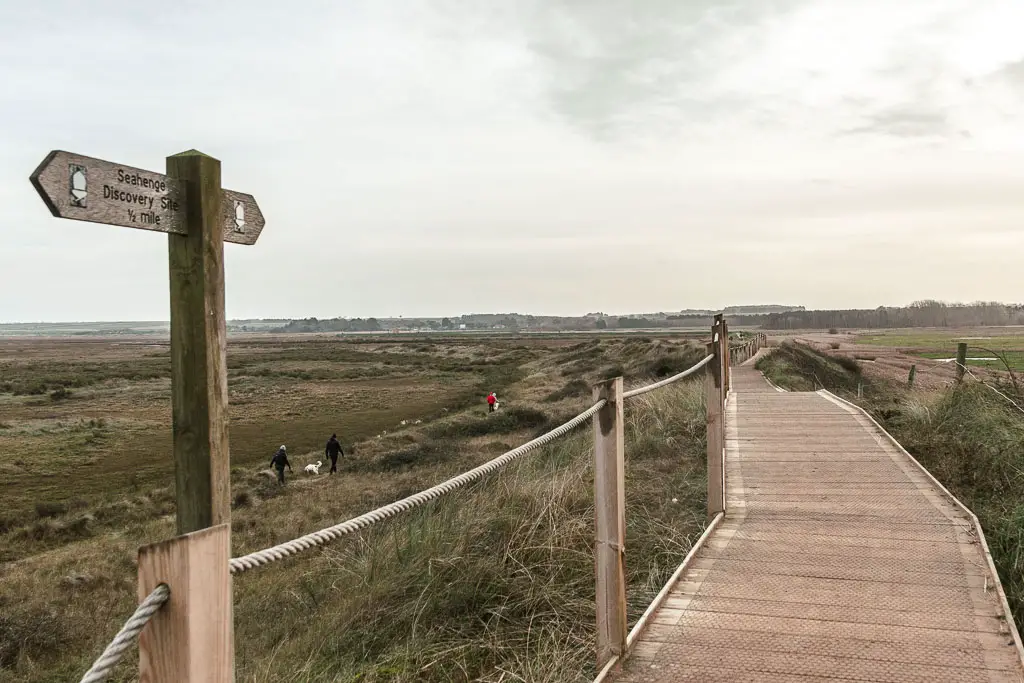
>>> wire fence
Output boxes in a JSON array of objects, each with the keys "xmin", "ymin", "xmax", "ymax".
[
  {"xmin": 953, "ymin": 360, "xmax": 1024, "ymax": 417},
  {"xmin": 77, "ymin": 347, "xmax": 732, "ymax": 682}
]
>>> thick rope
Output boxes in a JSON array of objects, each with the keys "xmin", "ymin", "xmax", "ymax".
[
  {"xmin": 622, "ymin": 354, "xmax": 714, "ymax": 399},
  {"xmin": 229, "ymin": 400, "xmax": 606, "ymax": 574},
  {"xmin": 79, "ymin": 584, "xmax": 170, "ymax": 683}
]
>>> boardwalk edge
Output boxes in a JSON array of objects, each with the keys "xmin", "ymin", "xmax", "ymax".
[
  {"xmin": 818, "ymin": 388, "xmax": 1024, "ymax": 669},
  {"xmin": 592, "ymin": 511, "xmax": 726, "ymax": 683}
]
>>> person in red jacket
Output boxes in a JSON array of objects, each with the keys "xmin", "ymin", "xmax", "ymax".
[{"xmin": 487, "ymin": 392, "xmax": 497, "ymax": 413}]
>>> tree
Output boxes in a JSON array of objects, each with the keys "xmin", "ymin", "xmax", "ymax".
[
  {"xmin": 441, "ymin": 317, "xmax": 453, "ymax": 330},
  {"xmin": 596, "ymin": 319, "xmax": 607, "ymax": 329}
]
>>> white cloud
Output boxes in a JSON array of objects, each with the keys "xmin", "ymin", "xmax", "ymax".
[{"xmin": 1, "ymin": 0, "xmax": 1023, "ymax": 322}]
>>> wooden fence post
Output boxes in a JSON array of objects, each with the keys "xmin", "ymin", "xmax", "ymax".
[
  {"xmin": 139, "ymin": 524, "xmax": 233, "ymax": 682},
  {"xmin": 956, "ymin": 342, "xmax": 968, "ymax": 382},
  {"xmin": 706, "ymin": 337, "xmax": 725, "ymax": 520},
  {"xmin": 716, "ymin": 315, "xmax": 730, "ymax": 394},
  {"xmin": 163, "ymin": 151, "xmax": 234, "ymax": 681},
  {"xmin": 593, "ymin": 377, "xmax": 626, "ymax": 669},
  {"xmin": 167, "ymin": 151, "xmax": 231, "ymax": 536}
]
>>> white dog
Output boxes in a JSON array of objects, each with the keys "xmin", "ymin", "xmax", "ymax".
[{"xmin": 304, "ymin": 461, "xmax": 322, "ymax": 475}]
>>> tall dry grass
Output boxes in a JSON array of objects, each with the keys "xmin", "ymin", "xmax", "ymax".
[{"xmin": 0, "ymin": 381, "xmax": 708, "ymax": 683}]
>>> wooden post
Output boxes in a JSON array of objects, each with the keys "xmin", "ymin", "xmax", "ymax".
[
  {"xmin": 907, "ymin": 364, "xmax": 917, "ymax": 388},
  {"xmin": 717, "ymin": 315, "xmax": 730, "ymax": 393},
  {"xmin": 956, "ymin": 342, "xmax": 968, "ymax": 382},
  {"xmin": 705, "ymin": 339, "xmax": 724, "ymax": 520},
  {"xmin": 167, "ymin": 151, "xmax": 231, "ymax": 535},
  {"xmin": 593, "ymin": 377, "xmax": 626, "ymax": 669},
  {"xmin": 139, "ymin": 524, "xmax": 232, "ymax": 682}
]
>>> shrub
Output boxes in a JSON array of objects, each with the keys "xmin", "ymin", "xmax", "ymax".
[
  {"xmin": 35, "ymin": 502, "xmax": 68, "ymax": 519},
  {"xmin": 429, "ymin": 407, "xmax": 553, "ymax": 439},
  {"xmin": 544, "ymin": 379, "xmax": 589, "ymax": 403},
  {"xmin": 0, "ymin": 604, "xmax": 69, "ymax": 668},
  {"xmin": 599, "ymin": 365, "xmax": 625, "ymax": 380},
  {"xmin": 756, "ymin": 343, "xmax": 860, "ymax": 392},
  {"xmin": 829, "ymin": 342, "xmax": 841, "ymax": 350},
  {"xmin": 49, "ymin": 386, "xmax": 73, "ymax": 400},
  {"xmin": 832, "ymin": 354, "xmax": 860, "ymax": 374},
  {"xmin": 643, "ymin": 350, "xmax": 706, "ymax": 379},
  {"xmin": 828, "ymin": 328, "xmax": 838, "ymax": 334}
]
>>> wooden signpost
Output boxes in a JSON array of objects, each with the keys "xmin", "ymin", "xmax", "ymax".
[
  {"xmin": 30, "ymin": 150, "xmax": 264, "ymax": 244},
  {"xmin": 30, "ymin": 149, "xmax": 265, "ymax": 681}
]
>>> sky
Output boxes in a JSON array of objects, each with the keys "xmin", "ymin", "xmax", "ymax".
[{"xmin": 2, "ymin": 0, "xmax": 1023, "ymax": 322}]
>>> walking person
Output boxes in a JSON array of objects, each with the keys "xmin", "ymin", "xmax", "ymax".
[
  {"xmin": 271, "ymin": 445, "xmax": 292, "ymax": 485},
  {"xmin": 325, "ymin": 433, "xmax": 344, "ymax": 474},
  {"xmin": 487, "ymin": 392, "xmax": 497, "ymax": 413}
]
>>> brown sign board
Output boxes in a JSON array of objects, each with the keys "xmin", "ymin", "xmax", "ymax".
[{"xmin": 30, "ymin": 150, "xmax": 264, "ymax": 245}]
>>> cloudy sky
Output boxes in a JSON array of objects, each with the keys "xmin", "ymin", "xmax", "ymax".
[{"xmin": 2, "ymin": 0, "xmax": 1023, "ymax": 322}]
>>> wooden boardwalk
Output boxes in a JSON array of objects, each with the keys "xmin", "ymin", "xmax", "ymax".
[{"xmin": 608, "ymin": 355, "xmax": 1024, "ymax": 683}]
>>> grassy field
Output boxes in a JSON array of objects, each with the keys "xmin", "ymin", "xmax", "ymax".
[
  {"xmin": 0, "ymin": 333, "xmax": 712, "ymax": 682},
  {"xmin": 757, "ymin": 342, "xmax": 1024, "ymax": 628},
  {"xmin": 855, "ymin": 330, "xmax": 1024, "ymax": 371}
]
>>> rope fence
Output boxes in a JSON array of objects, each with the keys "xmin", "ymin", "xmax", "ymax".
[
  {"xmin": 79, "ymin": 320, "xmax": 760, "ymax": 682},
  {"xmin": 622, "ymin": 354, "xmax": 713, "ymax": 399},
  {"xmin": 230, "ymin": 399, "xmax": 607, "ymax": 574},
  {"xmin": 78, "ymin": 584, "xmax": 170, "ymax": 683}
]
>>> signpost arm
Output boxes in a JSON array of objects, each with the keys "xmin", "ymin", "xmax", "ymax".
[{"xmin": 166, "ymin": 151, "xmax": 231, "ymax": 535}]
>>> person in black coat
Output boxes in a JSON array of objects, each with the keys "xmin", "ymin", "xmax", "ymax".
[
  {"xmin": 325, "ymin": 434, "xmax": 344, "ymax": 474},
  {"xmin": 270, "ymin": 445, "xmax": 292, "ymax": 484}
]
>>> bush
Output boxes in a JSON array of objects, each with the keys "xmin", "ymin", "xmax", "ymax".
[
  {"xmin": 354, "ymin": 440, "xmax": 451, "ymax": 473},
  {"xmin": 832, "ymin": 354, "xmax": 860, "ymax": 374},
  {"xmin": 0, "ymin": 604, "xmax": 69, "ymax": 668},
  {"xmin": 755, "ymin": 343, "xmax": 860, "ymax": 392},
  {"xmin": 35, "ymin": 502, "xmax": 68, "ymax": 519},
  {"xmin": 599, "ymin": 365, "xmax": 625, "ymax": 380},
  {"xmin": 643, "ymin": 350, "xmax": 706, "ymax": 379},
  {"xmin": 544, "ymin": 379, "xmax": 589, "ymax": 403},
  {"xmin": 828, "ymin": 328, "xmax": 838, "ymax": 334},
  {"xmin": 829, "ymin": 342, "xmax": 841, "ymax": 350},
  {"xmin": 428, "ymin": 407, "xmax": 553, "ymax": 440},
  {"xmin": 49, "ymin": 387, "xmax": 73, "ymax": 400}
]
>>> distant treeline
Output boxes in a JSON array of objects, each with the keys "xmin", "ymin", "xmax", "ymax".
[
  {"xmin": 276, "ymin": 317, "xmax": 384, "ymax": 333},
  {"xmin": 761, "ymin": 301, "xmax": 1024, "ymax": 330}
]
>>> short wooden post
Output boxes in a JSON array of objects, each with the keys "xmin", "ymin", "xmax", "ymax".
[
  {"xmin": 705, "ymin": 340, "xmax": 724, "ymax": 520},
  {"xmin": 593, "ymin": 377, "xmax": 626, "ymax": 669},
  {"xmin": 167, "ymin": 151, "xmax": 232, "ymax": 536},
  {"xmin": 956, "ymin": 342, "xmax": 968, "ymax": 382},
  {"xmin": 907, "ymin": 364, "xmax": 917, "ymax": 388},
  {"xmin": 139, "ymin": 524, "xmax": 233, "ymax": 682}
]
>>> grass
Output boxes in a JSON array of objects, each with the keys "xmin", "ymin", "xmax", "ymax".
[
  {"xmin": 855, "ymin": 331, "xmax": 1024, "ymax": 371},
  {"xmin": 0, "ymin": 334, "xmax": 712, "ymax": 682},
  {"xmin": 757, "ymin": 342, "xmax": 1024, "ymax": 627},
  {"xmin": 756, "ymin": 342, "xmax": 863, "ymax": 394}
]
